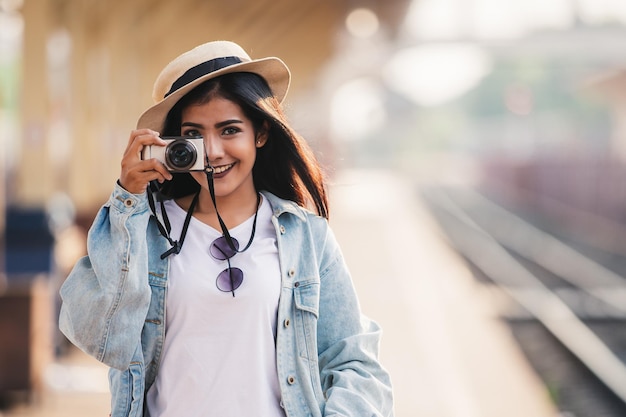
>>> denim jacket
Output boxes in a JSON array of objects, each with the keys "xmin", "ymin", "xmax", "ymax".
[{"xmin": 59, "ymin": 184, "xmax": 394, "ymax": 417}]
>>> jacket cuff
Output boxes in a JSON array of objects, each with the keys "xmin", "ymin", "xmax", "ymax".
[{"xmin": 108, "ymin": 181, "xmax": 150, "ymax": 214}]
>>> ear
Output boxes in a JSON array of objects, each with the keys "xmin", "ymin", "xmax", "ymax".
[{"xmin": 255, "ymin": 121, "xmax": 270, "ymax": 148}]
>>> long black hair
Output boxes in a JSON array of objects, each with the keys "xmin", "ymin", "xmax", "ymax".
[{"xmin": 157, "ymin": 72, "xmax": 329, "ymax": 219}]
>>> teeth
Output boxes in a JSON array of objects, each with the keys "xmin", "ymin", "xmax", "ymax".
[{"xmin": 213, "ymin": 163, "xmax": 234, "ymax": 174}]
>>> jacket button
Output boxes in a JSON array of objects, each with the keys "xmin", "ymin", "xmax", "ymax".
[
  {"xmin": 287, "ymin": 375, "xmax": 296, "ymax": 385},
  {"xmin": 279, "ymin": 225, "xmax": 286, "ymax": 234},
  {"xmin": 294, "ymin": 281, "xmax": 299, "ymax": 288},
  {"xmin": 124, "ymin": 198, "xmax": 134, "ymax": 207},
  {"xmin": 284, "ymin": 318, "xmax": 290, "ymax": 327},
  {"xmin": 288, "ymin": 268, "xmax": 295, "ymax": 278}
]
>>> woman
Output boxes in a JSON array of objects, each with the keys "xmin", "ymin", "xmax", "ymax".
[{"xmin": 59, "ymin": 40, "xmax": 393, "ymax": 417}]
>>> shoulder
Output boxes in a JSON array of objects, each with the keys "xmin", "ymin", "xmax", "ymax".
[
  {"xmin": 261, "ymin": 190, "xmax": 333, "ymax": 243},
  {"xmin": 261, "ymin": 190, "xmax": 338, "ymax": 251},
  {"xmin": 261, "ymin": 191, "xmax": 325, "ymax": 224}
]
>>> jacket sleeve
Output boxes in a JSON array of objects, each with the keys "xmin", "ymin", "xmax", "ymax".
[
  {"xmin": 315, "ymin": 222, "xmax": 394, "ymax": 417},
  {"xmin": 59, "ymin": 183, "xmax": 154, "ymax": 370}
]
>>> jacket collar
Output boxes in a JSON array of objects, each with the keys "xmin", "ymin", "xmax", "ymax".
[{"xmin": 260, "ymin": 190, "xmax": 309, "ymax": 221}]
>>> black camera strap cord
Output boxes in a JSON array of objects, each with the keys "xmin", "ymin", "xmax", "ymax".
[
  {"xmin": 147, "ymin": 181, "xmax": 199, "ymax": 259},
  {"xmin": 203, "ymin": 158, "xmax": 259, "ymax": 256},
  {"xmin": 147, "ymin": 157, "xmax": 258, "ymax": 260}
]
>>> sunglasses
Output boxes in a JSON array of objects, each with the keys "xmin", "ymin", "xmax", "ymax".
[{"xmin": 210, "ymin": 236, "xmax": 243, "ymax": 296}]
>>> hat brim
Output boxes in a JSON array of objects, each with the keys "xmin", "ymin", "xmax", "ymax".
[{"xmin": 136, "ymin": 57, "xmax": 290, "ymax": 132}]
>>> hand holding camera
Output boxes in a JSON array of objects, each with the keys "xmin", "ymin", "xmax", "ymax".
[
  {"xmin": 120, "ymin": 130, "xmax": 206, "ymax": 194},
  {"xmin": 117, "ymin": 130, "xmax": 173, "ymax": 194}
]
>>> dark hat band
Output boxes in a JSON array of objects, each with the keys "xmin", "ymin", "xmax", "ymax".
[{"xmin": 164, "ymin": 56, "xmax": 243, "ymax": 98}]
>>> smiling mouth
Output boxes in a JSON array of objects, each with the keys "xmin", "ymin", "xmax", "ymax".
[{"xmin": 212, "ymin": 162, "xmax": 236, "ymax": 175}]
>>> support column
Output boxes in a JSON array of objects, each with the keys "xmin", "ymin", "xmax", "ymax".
[{"xmin": 16, "ymin": 0, "xmax": 51, "ymax": 207}]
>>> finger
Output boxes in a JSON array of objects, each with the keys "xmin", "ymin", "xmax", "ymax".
[
  {"xmin": 143, "ymin": 158, "xmax": 173, "ymax": 181},
  {"xmin": 124, "ymin": 130, "xmax": 165, "ymax": 159},
  {"xmin": 120, "ymin": 157, "xmax": 171, "ymax": 192},
  {"xmin": 126, "ymin": 129, "xmax": 160, "ymax": 148},
  {"xmin": 119, "ymin": 165, "xmax": 171, "ymax": 194},
  {"xmin": 122, "ymin": 158, "xmax": 171, "ymax": 181}
]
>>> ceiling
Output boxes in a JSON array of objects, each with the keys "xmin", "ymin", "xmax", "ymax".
[{"xmin": 49, "ymin": 0, "xmax": 411, "ymax": 94}]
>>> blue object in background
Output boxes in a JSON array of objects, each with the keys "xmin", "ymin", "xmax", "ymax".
[{"xmin": 4, "ymin": 206, "xmax": 55, "ymax": 277}]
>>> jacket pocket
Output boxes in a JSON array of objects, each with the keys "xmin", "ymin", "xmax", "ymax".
[
  {"xmin": 293, "ymin": 279, "xmax": 320, "ymax": 317},
  {"xmin": 293, "ymin": 279, "xmax": 320, "ymax": 359},
  {"xmin": 109, "ymin": 362, "xmax": 145, "ymax": 417}
]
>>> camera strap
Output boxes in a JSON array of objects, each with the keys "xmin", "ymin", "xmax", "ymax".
[
  {"xmin": 145, "ymin": 151, "xmax": 259, "ymax": 260},
  {"xmin": 204, "ymin": 162, "xmax": 258, "ymax": 255},
  {"xmin": 147, "ymin": 181, "xmax": 199, "ymax": 259}
]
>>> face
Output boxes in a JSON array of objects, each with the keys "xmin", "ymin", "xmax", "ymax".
[{"xmin": 181, "ymin": 97, "xmax": 267, "ymax": 201}]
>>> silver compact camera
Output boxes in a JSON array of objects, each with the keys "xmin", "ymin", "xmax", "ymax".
[{"xmin": 141, "ymin": 135, "xmax": 205, "ymax": 172}]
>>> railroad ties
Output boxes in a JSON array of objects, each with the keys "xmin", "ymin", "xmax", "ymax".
[{"xmin": 421, "ymin": 186, "xmax": 626, "ymax": 417}]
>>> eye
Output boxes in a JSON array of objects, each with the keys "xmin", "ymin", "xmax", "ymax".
[
  {"xmin": 182, "ymin": 128, "xmax": 201, "ymax": 137},
  {"xmin": 222, "ymin": 126, "xmax": 241, "ymax": 136}
]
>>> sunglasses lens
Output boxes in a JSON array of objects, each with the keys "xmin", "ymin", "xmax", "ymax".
[
  {"xmin": 216, "ymin": 267, "xmax": 244, "ymax": 292},
  {"xmin": 210, "ymin": 236, "xmax": 239, "ymax": 260}
]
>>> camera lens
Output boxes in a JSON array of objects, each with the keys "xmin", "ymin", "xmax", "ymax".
[{"xmin": 165, "ymin": 140, "xmax": 197, "ymax": 171}]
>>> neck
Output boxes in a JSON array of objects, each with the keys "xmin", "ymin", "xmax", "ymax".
[{"xmin": 193, "ymin": 188, "xmax": 260, "ymax": 230}]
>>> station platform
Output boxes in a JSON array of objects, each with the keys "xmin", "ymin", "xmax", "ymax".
[
  {"xmin": 329, "ymin": 168, "xmax": 556, "ymax": 417},
  {"xmin": 2, "ymin": 168, "xmax": 557, "ymax": 417}
]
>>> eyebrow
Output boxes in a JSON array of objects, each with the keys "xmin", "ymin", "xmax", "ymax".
[
  {"xmin": 215, "ymin": 119, "xmax": 243, "ymax": 129},
  {"xmin": 180, "ymin": 119, "xmax": 243, "ymax": 129}
]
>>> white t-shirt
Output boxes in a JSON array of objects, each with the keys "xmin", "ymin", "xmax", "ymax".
[{"xmin": 146, "ymin": 196, "xmax": 285, "ymax": 417}]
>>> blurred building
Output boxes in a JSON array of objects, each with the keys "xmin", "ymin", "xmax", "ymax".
[
  {"xmin": 9, "ymin": 0, "xmax": 408, "ymax": 221},
  {"xmin": 588, "ymin": 66, "xmax": 626, "ymax": 160}
]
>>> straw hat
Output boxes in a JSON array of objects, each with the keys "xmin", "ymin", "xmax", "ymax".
[{"xmin": 137, "ymin": 40, "xmax": 291, "ymax": 131}]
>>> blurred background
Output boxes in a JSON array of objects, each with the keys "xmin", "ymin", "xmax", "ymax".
[{"xmin": 2, "ymin": 0, "xmax": 626, "ymax": 416}]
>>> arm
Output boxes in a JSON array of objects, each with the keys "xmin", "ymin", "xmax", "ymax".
[
  {"xmin": 316, "ymin": 225, "xmax": 394, "ymax": 416},
  {"xmin": 59, "ymin": 128, "xmax": 172, "ymax": 370},
  {"xmin": 59, "ymin": 183, "xmax": 153, "ymax": 370}
]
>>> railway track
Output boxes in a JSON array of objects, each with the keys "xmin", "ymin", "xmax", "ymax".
[{"xmin": 420, "ymin": 186, "xmax": 626, "ymax": 417}]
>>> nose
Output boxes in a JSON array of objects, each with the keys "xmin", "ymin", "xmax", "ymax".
[{"xmin": 204, "ymin": 134, "xmax": 224, "ymax": 163}]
